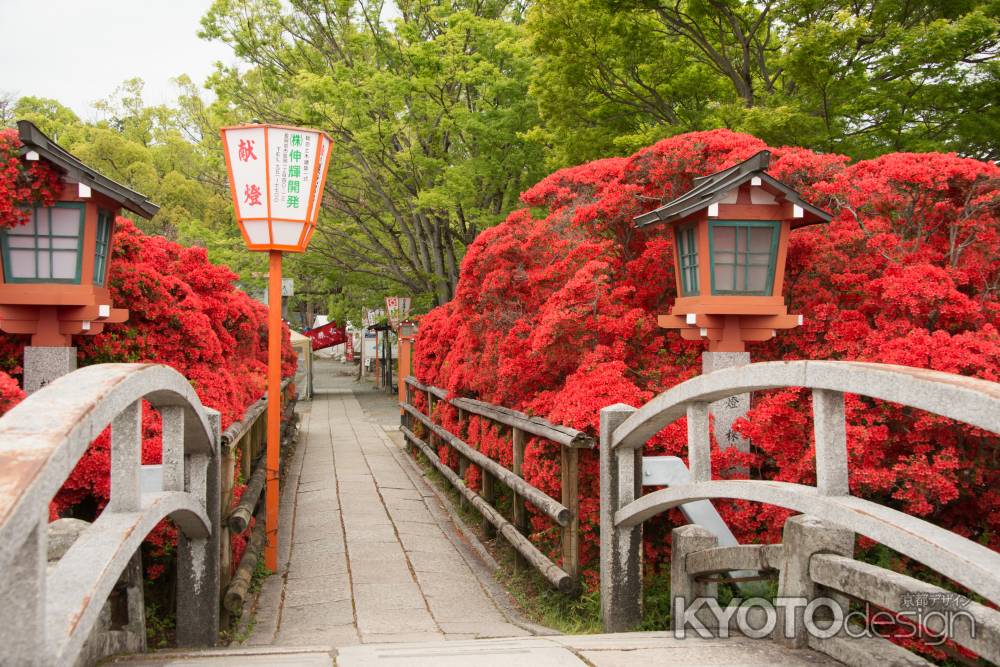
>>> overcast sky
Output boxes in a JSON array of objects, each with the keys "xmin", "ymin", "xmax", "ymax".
[{"xmin": 1, "ymin": 0, "xmax": 235, "ymax": 120}]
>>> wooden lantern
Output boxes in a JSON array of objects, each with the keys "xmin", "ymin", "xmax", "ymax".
[
  {"xmin": 0, "ymin": 121, "xmax": 158, "ymax": 346},
  {"xmin": 634, "ymin": 151, "xmax": 832, "ymax": 352}
]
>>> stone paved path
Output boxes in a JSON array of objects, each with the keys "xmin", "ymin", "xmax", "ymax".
[{"xmin": 246, "ymin": 362, "xmax": 533, "ymax": 647}]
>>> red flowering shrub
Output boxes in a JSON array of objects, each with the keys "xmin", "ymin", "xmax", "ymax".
[
  {"xmin": 0, "ymin": 129, "xmax": 60, "ymax": 229},
  {"xmin": 0, "ymin": 370, "xmax": 24, "ymax": 416},
  {"xmin": 35, "ymin": 218, "xmax": 297, "ymax": 529},
  {"xmin": 414, "ymin": 130, "xmax": 1000, "ymax": 587}
]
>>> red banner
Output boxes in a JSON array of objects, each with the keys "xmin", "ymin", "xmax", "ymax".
[{"xmin": 305, "ymin": 321, "xmax": 347, "ymax": 350}]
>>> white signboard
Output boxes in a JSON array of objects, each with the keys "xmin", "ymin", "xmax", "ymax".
[
  {"xmin": 268, "ymin": 128, "xmax": 317, "ymax": 221},
  {"xmin": 363, "ymin": 333, "xmax": 378, "ymax": 361}
]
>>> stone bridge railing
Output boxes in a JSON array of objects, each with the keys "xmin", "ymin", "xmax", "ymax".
[
  {"xmin": 600, "ymin": 360, "xmax": 1000, "ymax": 665},
  {"xmin": 0, "ymin": 364, "xmax": 222, "ymax": 666}
]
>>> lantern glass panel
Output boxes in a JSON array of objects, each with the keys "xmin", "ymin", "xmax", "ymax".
[
  {"xmin": 37, "ymin": 252, "xmax": 52, "ymax": 278},
  {"xmin": 676, "ymin": 224, "xmax": 699, "ymax": 295},
  {"xmin": 52, "ymin": 251, "xmax": 77, "ymax": 279},
  {"xmin": 709, "ymin": 220, "xmax": 779, "ymax": 295},
  {"xmin": 93, "ymin": 209, "xmax": 113, "ymax": 286},
  {"xmin": 51, "ymin": 207, "xmax": 79, "ymax": 235},
  {"xmin": 1, "ymin": 203, "xmax": 84, "ymax": 283}
]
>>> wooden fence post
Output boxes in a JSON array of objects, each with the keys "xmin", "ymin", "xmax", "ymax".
[
  {"xmin": 458, "ymin": 455, "xmax": 469, "ymax": 510},
  {"xmin": 403, "ymin": 382, "xmax": 412, "ymax": 434},
  {"xmin": 427, "ymin": 390, "xmax": 436, "ymax": 454},
  {"xmin": 456, "ymin": 407, "xmax": 468, "ymax": 510},
  {"xmin": 561, "ymin": 446, "xmax": 580, "ymax": 586},
  {"xmin": 219, "ymin": 435, "xmax": 236, "ymax": 614},
  {"xmin": 481, "ymin": 469, "xmax": 496, "ymax": 538},
  {"xmin": 240, "ymin": 428, "xmax": 251, "ymax": 481},
  {"xmin": 512, "ymin": 426, "xmax": 528, "ymax": 570}
]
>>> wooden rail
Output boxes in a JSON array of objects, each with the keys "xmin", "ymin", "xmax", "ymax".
[
  {"xmin": 218, "ymin": 377, "xmax": 294, "ymax": 618},
  {"xmin": 401, "ymin": 376, "xmax": 594, "ymax": 593}
]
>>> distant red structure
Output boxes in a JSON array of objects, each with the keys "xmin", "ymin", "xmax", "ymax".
[{"xmin": 305, "ymin": 321, "xmax": 346, "ymax": 350}]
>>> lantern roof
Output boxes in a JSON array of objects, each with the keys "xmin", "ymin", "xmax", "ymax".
[
  {"xmin": 633, "ymin": 150, "xmax": 832, "ymax": 228},
  {"xmin": 17, "ymin": 120, "xmax": 159, "ymax": 219}
]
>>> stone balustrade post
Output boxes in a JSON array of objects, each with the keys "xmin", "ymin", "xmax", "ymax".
[
  {"xmin": 177, "ymin": 408, "xmax": 222, "ymax": 646},
  {"xmin": 108, "ymin": 400, "xmax": 142, "ymax": 513},
  {"xmin": 0, "ymin": 519, "xmax": 47, "ymax": 664},
  {"xmin": 775, "ymin": 514, "xmax": 854, "ymax": 648},
  {"xmin": 670, "ymin": 524, "xmax": 720, "ymax": 632},
  {"xmin": 599, "ymin": 403, "xmax": 641, "ymax": 631}
]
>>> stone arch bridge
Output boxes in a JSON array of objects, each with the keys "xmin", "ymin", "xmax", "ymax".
[{"xmin": 0, "ymin": 358, "xmax": 997, "ymax": 665}]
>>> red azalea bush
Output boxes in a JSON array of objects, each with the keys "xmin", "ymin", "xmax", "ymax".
[
  {"xmin": 0, "ymin": 129, "xmax": 60, "ymax": 229},
  {"xmin": 413, "ymin": 130, "xmax": 1000, "ymax": 587},
  {"xmin": 32, "ymin": 218, "xmax": 297, "ymax": 522},
  {"xmin": 0, "ymin": 370, "xmax": 25, "ymax": 415}
]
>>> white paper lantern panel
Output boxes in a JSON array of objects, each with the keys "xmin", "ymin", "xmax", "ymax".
[
  {"xmin": 221, "ymin": 126, "xmax": 269, "ymax": 221},
  {"xmin": 267, "ymin": 127, "xmax": 322, "ymax": 223}
]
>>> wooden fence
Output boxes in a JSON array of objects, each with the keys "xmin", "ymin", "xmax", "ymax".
[
  {"xmin": 219, "ymin": 377, "xmax": 294, "ymax": 617},
  {"xmin": 400, "ymin": 376, "xmax": 593, "ymax": 593}
]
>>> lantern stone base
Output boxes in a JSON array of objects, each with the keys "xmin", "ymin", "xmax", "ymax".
[
  {"xmin": 703, "ymin": 351, "xmax": 751, "ymax": 455},
  {"xmin": 24, "ymin": 346, "xmax": 77, "ymax": 394}
]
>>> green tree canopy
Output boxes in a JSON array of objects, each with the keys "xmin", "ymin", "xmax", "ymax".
[{"xmin": 527, "ymin": 0, "xmax": 1000, "ymax": 164}]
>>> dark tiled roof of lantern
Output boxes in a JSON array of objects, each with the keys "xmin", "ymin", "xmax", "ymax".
[
  {"xmin": 17, "ymin": 120, "xmax": 159, "ymax": 219},
  {"xmin": 633, "ymin": 150, "xmax": 832, "ymax": 228}
]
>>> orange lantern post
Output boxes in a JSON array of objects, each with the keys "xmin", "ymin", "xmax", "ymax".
[
  {"xmin": 386, "ymin": 295, "xmax": 413, "ymax": 404},
  {"xmin": 220, "ymin": 123, "xmax": 333, "ymax": 571},
  {"xmin": 396, "ymin": 319, "xmax": 417, "ymax": 416}
]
